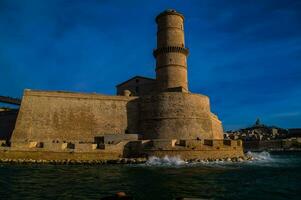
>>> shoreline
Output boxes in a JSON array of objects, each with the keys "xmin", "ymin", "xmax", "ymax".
[
  {"xmin": 2, "ymin": 148, "xmax": 299, "ymax": 165},
  {"xmin": 244, "ymin": 148, "xmax": 301, "ymax": 153},
  {"xmin": 0, "ymin": 155, "xmax": 253, "ymax": 165}
]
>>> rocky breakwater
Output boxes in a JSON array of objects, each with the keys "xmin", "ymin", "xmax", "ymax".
[
  {"xmin": 186, "ymin": 155, "xmax": 254, "ymax": 163},
  {"xmin": 0, "ymin": 158, "xmax": 148, "ymax": 165},
  {"xmin": 0, "ymin": 155, "xmax": 254, "ymax": 165}
]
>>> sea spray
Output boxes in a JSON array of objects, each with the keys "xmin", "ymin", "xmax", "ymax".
[
  {"xmin": 246, "ymin": 151, "xmax": 272, "ymax": 161},
  {"xmin": 145, "ymin": 155, "xmax": 248, "ymax": 167},
  {"xmin": 146, "ymin": 156, "xmax": 187, "ymax": 166},
  {"xmin": 142, "ymin": 152, "xmax": 276, "ymax": 167}
]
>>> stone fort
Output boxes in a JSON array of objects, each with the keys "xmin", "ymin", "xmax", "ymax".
[{"xmin": 1, "ymin": 10, "xmax": 243, "ymax": 161}]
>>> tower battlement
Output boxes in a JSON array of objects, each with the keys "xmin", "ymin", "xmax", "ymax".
[{"xmin": 155, "ymin": 9, "xmax": 184, "ymax": 23}]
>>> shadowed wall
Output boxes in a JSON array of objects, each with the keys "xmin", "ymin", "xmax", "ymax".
[{"xmin": 0, "ymin": 109, "xmax": 18, "ymax": 141}]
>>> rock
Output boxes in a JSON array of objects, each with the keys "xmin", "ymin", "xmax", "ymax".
[
  {"xmin": 247, "ymin": 156, "xmax": 254, "ymax": 161},
  {"xmin": 128, "ymin": 158, "xmax": 135, "ymax": 164},
  {"xmin": 107, "ymin": 160, "xmax": 116, "ymax": 164},
  {"xmin": 136, "ymin": 158, "xmax": 146, "ymax": 163},
  {"xmin": 231, "ymin": 157, "xmax": 238, "ymax": 162}
]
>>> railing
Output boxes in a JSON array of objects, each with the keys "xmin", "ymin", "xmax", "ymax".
[{"xmin": 0, "ymin": 96, "xmax": 21, "ymax": 105}]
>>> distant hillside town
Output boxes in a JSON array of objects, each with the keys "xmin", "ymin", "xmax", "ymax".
[
  {"xmin": 225, "ymin": 119, "xmax": 301, "ymax": 151},
  {"xmin": 225, "ymin": 118, "xmax": 288, "ymax": 141}
]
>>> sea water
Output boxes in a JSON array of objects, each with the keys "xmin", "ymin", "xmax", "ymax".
[{"xmin": 0, "ymin": 151, "xmax": 300, "ymax": 199}]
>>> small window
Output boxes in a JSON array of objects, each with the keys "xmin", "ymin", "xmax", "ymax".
[
  {"xmin": 136, "ymin": 86, "xmax": 139, "ymax": 93},
  {"xmin": 136, "ymin": 79, "xmax": 139, "ymax": 83},
  {"xmin": 94, "ymin": 137, "xmax": 104, "ymax": 144}
]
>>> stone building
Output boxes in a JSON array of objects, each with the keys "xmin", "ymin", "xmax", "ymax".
[
  {"xmin": 116, "ymin": 76, "xmax": 156, "ymax": 96},
  {"xmin": 1, "ymin": 10, "xmax": 243, "ymax": 161}
]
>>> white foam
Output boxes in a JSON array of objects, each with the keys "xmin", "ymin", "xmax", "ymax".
[
  {"xmin": 246, "ymin": 151, "xmax": 273, "ymax": 161},
  {"xmin": 145, "ymin": 156, "xmax": 187, "ymax": 166},
  {"xmin": 142, "ymin": 152, "xmax": 278, "ymax": 168}
]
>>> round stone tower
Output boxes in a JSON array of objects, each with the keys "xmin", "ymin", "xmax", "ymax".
[
  {"xmin": 153, "ymin": 9, "xmax": 189, "ymax": 92},
  {"xmin": 139, "ymin": 9, "xmax": 224, "ymax": 141}
]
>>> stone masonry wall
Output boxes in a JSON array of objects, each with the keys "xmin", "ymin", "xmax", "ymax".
[
  {"xmin": 11, "ymin": 90, "xmax": 139, "ymax": 145},
  {"xmin": 211, "ymin": 113, "xmax": 224, "ymax": 139},
  {"xmin": 155, "ymin": 10, "xmax": 188, "ymax": 91},
  {"xmin": 139, "ymin": 92, "xmax": 223, "ymax": 140}
]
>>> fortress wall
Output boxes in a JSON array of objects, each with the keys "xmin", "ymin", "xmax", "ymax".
[
  {"xmin": 142, "ymin": 139, "xmax": 244, "ymax": 159},
  {"xmin": 144, "ymin": 148, "xmax": 244, "ymax": 160},
  {"xmin": 11, "ymin": 90, "xmax": 139, "ymax": 145},
  {"xmin": 0, "ymin": 150, "xmax": 123, "ymax": 161},
  {"xmin": 139, "ymin": 92, "xmax": 219, "ymax": 140},
  {"xmin": 210, "ymin": 113, "xmax": 224, "ymax": 139}
]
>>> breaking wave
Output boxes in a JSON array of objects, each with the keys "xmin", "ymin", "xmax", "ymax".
[
  {"xmin": 246, "ymin": 151, "xmax": 273, "ymax": 161},
  {"xmin": 145, "ymin": 156, "xmax": 187, "ymax": 166},
  {"xmin": 143, "ymin": 151, "xmax": 277, "ymax": 167}
]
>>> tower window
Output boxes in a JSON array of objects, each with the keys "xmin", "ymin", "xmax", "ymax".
[{"xmin": 136, "ymin": 79, "xmax": 139, "ymax": 83}]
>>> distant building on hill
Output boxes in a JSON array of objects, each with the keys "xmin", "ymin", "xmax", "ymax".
[{"xmin": 225, "ymin": 119, "xmax": 288, "ymax": 141}]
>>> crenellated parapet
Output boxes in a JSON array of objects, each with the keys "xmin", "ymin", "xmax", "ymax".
[
  {"xmin": 153, "ymin": 46, "xmax": 189, "ymax": 58},
  {"xmin": 155, "ymin": 9, "xmax": 184, "ymax": 23}
]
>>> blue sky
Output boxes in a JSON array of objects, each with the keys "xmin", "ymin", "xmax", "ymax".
[{"xmin": 0, "ymin": 0, "xmax": 300, "ymax": 130}]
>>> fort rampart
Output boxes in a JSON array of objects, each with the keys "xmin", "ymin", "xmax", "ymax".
[
  {"xmin": 139, "ymin": 92, "xmax": 223, "ymax": 140},
  {"xmin": 11, "ymin": 90, "xmax": 139, "ymax": 146},
  {"xmin": 0, "ymin": 138, "xmax": 243, "ymax": 162}
]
